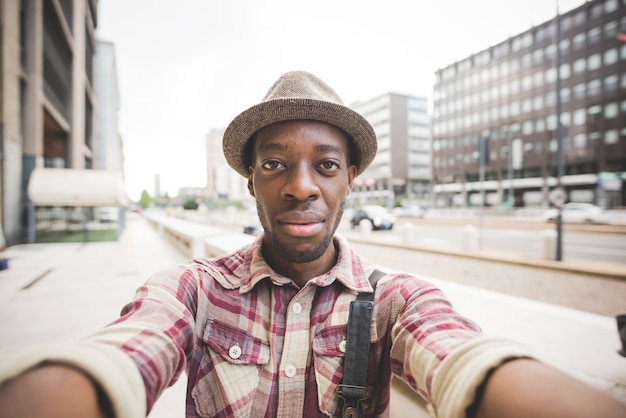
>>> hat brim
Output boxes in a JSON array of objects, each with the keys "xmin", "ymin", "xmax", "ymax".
[{"xmin": 223, "ymin": 98, "xmax": 377, "ymax": 178}]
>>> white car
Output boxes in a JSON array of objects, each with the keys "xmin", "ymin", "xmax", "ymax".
[{"xmin": 542, "ymin": 203, "xmax": 609, "ymax": 224}]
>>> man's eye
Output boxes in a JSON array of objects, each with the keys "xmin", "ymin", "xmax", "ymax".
[
  {"xmin": 261, "ymin": 160, "xmax": 284, "ymax": 170},
  {"xmin": 320, "ymin": 161, "xmax": 340, "ymax": 170}
]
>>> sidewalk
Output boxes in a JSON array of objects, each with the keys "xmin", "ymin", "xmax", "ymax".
[{"xmin": 0, "ymin": 214, "xmax": 624, "ymax": 417}]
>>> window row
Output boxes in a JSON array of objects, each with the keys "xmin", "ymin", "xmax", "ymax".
[
  {"xmin": 435, "ymin": 44, "xmax": 625, "ymax": 100},
  {"xmin": 438, "ymin": 13, "xmax": 625, "ymax": 85},
  {"xmin": 434, "ymin": 101, "xmax": 626, "ymax": 151},
  {"xmin": 432, "ymin": 128, "xmax": 625, "ymax": 170},
  {"xmin": 433, "ymin": 73, "xmax": 624, "ymax": 125}
]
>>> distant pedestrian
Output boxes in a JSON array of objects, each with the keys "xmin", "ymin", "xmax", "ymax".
[{"xmin": 0, "ymin": 71, "xmax": 624, "ymax": 418}]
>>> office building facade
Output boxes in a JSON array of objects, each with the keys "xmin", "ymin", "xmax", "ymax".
[
  {"xmin": 0, "ymin": 0, "xmax": 110, "ymax": 244},
  {"xmin": 431, "ymin": 0, "xmax": 625, "ymax": 209},
  {"xmin": 350, "ymin": 92, "xmax": 431, "ymax": 208}
]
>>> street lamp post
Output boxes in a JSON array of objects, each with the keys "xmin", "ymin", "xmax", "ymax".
[
  {"xmin": 554, "ymin": 1, "xmax": 565, "ymax": 261},
  {"xmin": 507, "ymin": 129, "xmax": 514, "ymax": 207}
]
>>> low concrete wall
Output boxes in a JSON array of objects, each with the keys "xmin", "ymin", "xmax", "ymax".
[{"xmin": 145, "ymin": 212, "xmax": 255, "ymax": 258}]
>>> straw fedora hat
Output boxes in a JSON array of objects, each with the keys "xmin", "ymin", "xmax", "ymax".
[{"xmin": 222, "ymin": 71, "xmax": 377, "ymax": 178}]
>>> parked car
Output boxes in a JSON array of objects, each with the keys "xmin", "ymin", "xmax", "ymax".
[
  {"xmin": 392, "ymin": 205, "xmax": 425, "ymax": 219},
  {"xmin": 542, "ymin": 202, "xmax": 609, "ymax": 224},
  {"xmin": 350, "ymin": 205, "xmax": 395, "ymax": 230}
]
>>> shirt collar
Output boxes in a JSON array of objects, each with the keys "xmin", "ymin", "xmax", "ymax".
[{"xmin": 239, "ymin": 233, "xmax": 375, "ymax": 294}]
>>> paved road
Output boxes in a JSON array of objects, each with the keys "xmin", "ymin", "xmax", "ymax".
[{"xmin": 348, "ymin": 240, "xmax": 626, "ymax": 318}]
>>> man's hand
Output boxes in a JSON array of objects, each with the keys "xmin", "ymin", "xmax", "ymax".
[
  {"xmin": 475, "ymin": 358, "xmax": 626, "ymax": 418},
  {"xmin": 0, "ymin": 363, "xmax": 111, "ymax": 418}
]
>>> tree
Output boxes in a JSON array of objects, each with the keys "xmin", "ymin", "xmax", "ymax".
[
  {"xmin": 138, "ymin": 190, "xmax": 153, "ymax": 209},
  {"xmin": 182, "ymin": 199, "xmax": 199, "ymax": 210}
]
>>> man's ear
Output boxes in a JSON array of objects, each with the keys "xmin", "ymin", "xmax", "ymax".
[
  {"xmin": 346, "ymin": 165, "xmax": 357, "ymax": 196},
  {"xmin": 247, "ymin": 168, "xmax": 255, "ymax": 197}
]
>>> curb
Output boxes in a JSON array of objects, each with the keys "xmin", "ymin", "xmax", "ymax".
[{"xmin": 344, "ymin": 234, "xmax": 626, "ymax": 281}]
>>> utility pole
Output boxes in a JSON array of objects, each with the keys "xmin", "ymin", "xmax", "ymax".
[
  {"xmin": 555, "ymin": 1, "xmax": 565, "ymax": 261},
  {"xmin": 479, "ymin": 136, "xmax": 488, "ymax": 249},
  {"xmin": 507, "ymin": 129, "xmax": 514, "ymax": 208}
]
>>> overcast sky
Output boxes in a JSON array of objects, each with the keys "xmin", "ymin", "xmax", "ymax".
[{"xmin": 95, "ymin": 0, "xmax": 586, "ymax": 201}]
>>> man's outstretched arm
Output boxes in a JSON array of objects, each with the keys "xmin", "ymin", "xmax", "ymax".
[
  {"xmin": 474, "ymin": 358, "xmax": 626, "ymax": 418},
  {"xmin": 0, "ymin": 364, "xmax": 112, "ymax": 418}
]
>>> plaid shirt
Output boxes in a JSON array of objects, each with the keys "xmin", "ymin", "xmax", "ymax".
[{"xmin": 86, "ymin": 233, "xmax": 529, "ymax": 418}]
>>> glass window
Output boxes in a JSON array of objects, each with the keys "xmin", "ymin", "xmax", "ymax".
[
  {"xmin": 510, "ymin": 101, "xmax": 520, "ymax": 116},
  {"xmin": 522, "ymin": 75, "xmax": 533, "ymax": 90},
  {"xmin": 588, "ymin": 27, "xmax": 601, "ymax": 44},
  {"xmin": 560, "ymin": 87, "xmax": 570, "ymax": 103},
  {"xmin": 522, "ymin": 53, "xmax": 532, "ymax": 68},
  {"xmin": 500, "ymin": 104, "xmax": 509, "ymax": 119},
  {"xmin": 559, "ymin": 38, "xmax": 570, "ymax": 54},
  {"xmin": 604, "ymin": 102, "xmax": 618, "ymax": 118},
  {"xmin": 604, "ymin": 48, "xmax": 618, "ymax": 65},
  {"xmin": 588, "ymin": 54, "xmax": 601, "ymax": 70},
  {"xmin": 573, "ymin": 108, "xmax": 586, "ymax": 125},
  {"xmin": 604, "ymin": 21, "xmax": 618, "ymax": 39},
  {"xmin": 589, "ymin": 131, "xmax": 601, "ymax": 144},
  {"xmin": 622, "ymin": 44, "xmax": 626, "ymax": 60},
  {"xmin": 588, "ymin": 104, "xmax": 603, "ymax": 118},
  {"xmin": 522, "ymin": 120, "xmax": 533, "ymax": 135},
  {"xmin": 561, "ymin": 111, "xmax": 571, "ymax": 127},
  {"xmin": 591, "ymin": 3, "xmax": 603, "ymax": 19},
  {"xmin": 573, "ymin": 33, "xmax": 586, "ymax": 50},
  {"xmin": 573, "ymin": 133, "xmax": 586, "ymax": 149},
  {"xmin": 545, "ymin": 91, "xmax": 556, "ymax": 106},
  {"xmin": 546, "ymin": 67, "xmax": 557, "ymax": 83},
  {"xmin": 604, "ymin": 130, "xmax": 618, "ymax": 144},
  {"xmin": 510, "ymin": 79, "xmax": 520, "ymax": 94},
  {"xmin": 605, "ymin": 0, "xmax": 618, "ymax": 13},
  {"xmin": 560, "ymin": 63, "xmax": 570, "ymax": 79},
  {"xmin": 604, "ymin": 74, "xmax": 618, "ymax": 92},
  {"xmin": 533, "ymin": 95, "xmax": 543, "ymax": 111},
  {"xmin": 573, "ymin": 58, "xmax": 586, "ymax": 73},
  {"xmin": 522, "ymin": 98, "xmax": 532, "ymax": 113},
  {"xmin": 549, "ymin": 138, "xmax": 558, "ymax": 152},
  {"xmin": 533, "ymin": 71, "xmax": 543, "ymax": 88},
  {"xmin": 588, "ymin": 79, "xmax": 601, "ymax": 96},
  {"xmin": 546, "ymin": 114, "xmax": 557, "ymax": 130},
  {"xmin": 573, "ymin": 83, "xmax": 586, "ymax": 100},
  {"xmin": 536, "ymin": 118, "xmax": 545, "ymax": 133}
]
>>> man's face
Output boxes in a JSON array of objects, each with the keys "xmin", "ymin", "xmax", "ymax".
[{"xmin": 247, "ymin": 120, "xmax": 356, "ymax": 270}]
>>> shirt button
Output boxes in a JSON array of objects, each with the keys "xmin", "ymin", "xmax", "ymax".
[
  {"xmin": 285, "ymin": 364, "xmax": 297, "ymax": 377},
  {"xmin": 292, "ymin": 302, "xmax": 302, "ymax": 314},
  {"xmin": 339, "ymin": 338, "xmax": 347, "ymax": 353},
  {"xmin": 229, "ymin": 345, "xmax": 242, "ymax": 360}
]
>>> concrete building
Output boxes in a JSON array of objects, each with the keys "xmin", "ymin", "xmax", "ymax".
[
  {"xmin": 350, "ymin": 92, "xmax": 431, "ymax": 208},
  {"xmin": 431, "ymin": 0, "xmax": 625, "ymax": 209},
  {"xmin": 95, "ymin": 40, "xmax": 122, "ymax": 172},
  {"xmin": 0, "ymin": 0, "xmax": 125, "ymax": 244},
  {"xmin": 205, "ymin": 127, "xmax": 249, "ymax": 205}
]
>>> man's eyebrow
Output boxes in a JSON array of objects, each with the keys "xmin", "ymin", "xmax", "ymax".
[
  {"xmin": 257, "ymin": 142, "xmax": 287, "ymax": 153},
  {"xmin": 315, "ymin": 144, "xmax": 345, "ymax": 155},
  {"xmin": 256, "ymin": 143, "xmax": 345, "ymax": 155}
]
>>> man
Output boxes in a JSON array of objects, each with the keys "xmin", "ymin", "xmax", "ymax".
[{"xmin": 0, "ymin": 71, "xmax": 624, "ymax": 418}]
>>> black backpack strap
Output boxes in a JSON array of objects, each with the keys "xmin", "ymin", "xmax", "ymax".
[{"xmin": 338, "ymin": 269, "xmax": 386, "ymax": 418}]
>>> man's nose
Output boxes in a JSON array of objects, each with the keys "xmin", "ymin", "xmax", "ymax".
[{"xmin": 281, "ymin": 163, "xmax": 320, "ymax": 201}]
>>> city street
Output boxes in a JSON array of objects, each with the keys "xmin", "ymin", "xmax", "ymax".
[
  {"xmin": 348, "ymin": 220, "xmax": 626, "ymax": 265},
  {"xmin": 0, "ymin": 214, "xmax": 625, "ymax": 417}
]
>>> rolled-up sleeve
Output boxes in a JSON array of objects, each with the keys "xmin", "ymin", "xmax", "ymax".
[{"xmin": 387, "ymin": 275, "xmax": 534, "ymax": 417}]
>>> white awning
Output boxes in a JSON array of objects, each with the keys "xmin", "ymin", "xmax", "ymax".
[{"xmin": 28, "ymin": 168, "xmax": 129, "ymax": 207}]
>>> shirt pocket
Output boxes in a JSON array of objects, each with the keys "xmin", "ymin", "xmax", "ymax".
[
  {"xmin": 312, "ymin": 324, "xmax": 346, "ymax": 416},
  {"xmin": 191, "ymin": 320, "xmax": 270, "ymax": 417}
]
